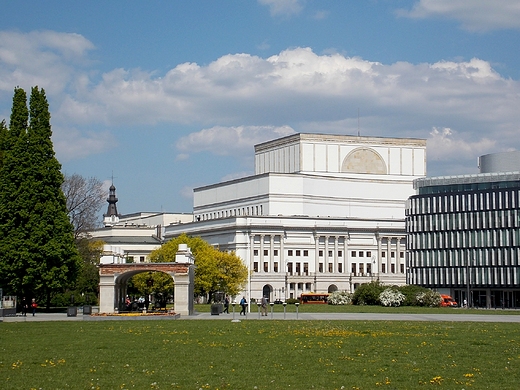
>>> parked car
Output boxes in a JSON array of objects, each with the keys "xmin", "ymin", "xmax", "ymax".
[{"xmin": 440, "ymin": 294, "xmax": 458, "ymax": 307}]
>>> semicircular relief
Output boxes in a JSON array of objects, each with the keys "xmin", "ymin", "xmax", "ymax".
[{"xmin": 341, "ymin": 148, "xmax": 387, "ymax": 174}]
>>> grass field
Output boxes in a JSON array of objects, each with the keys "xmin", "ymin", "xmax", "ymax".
[{"xmin": 1, "ymin": 317, "xmax": 519, "ymax": 389}]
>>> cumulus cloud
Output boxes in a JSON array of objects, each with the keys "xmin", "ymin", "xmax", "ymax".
[
  {"xmin": 1, "ymin": 30, "xmax": 519, "ymax": 175},
  {"xmin": 258, "ymin": 0, "xmax": 303, "ymax": 17},
  {"xmin": 175, "ymin": 125, "xmax": 295, "ymax": 159},
  {"xmin": 398, "ymin": 0, "xmax": 520, "ymax": 31},
  {"xmin": 0, "ymin": 30, "xmax": 94, "ymax": 95}
]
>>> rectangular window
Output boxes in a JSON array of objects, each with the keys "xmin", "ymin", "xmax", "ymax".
[
  {"xmin": 274, "ymin": 262, "xmax": 278, "ymax": 272},
  {"xmin": 296, "ymin": 263, "xmax": 301, "ymax": 275},
  {"xmin": 319, "ymin": 250, "xmax": 323, "ymax": 256},
  {"xmin": 288, "ymin": 250, "xmax": 293, "ymax": 256},
  {"xmin": 303, "ymin": 250, "xmax": 309, "ymax": 256},
  {"xmin": 287, "ymin": 263, "xmax": 293, "ymax": 274},
  {"xmin": 303, "ymin": 262, "xmax": 308, "ymax": 275},
  {"xmin": 359, "ymin": 251, "xmax": 364, "ymax": 257},
  {"xmin": 264, "ymin": 249, "xmax": 268, "ymax": 256},
  {"xmin": 254, "ymin": 250, "xmax": 258, "ymax": 256},
  {"xmin": 400, "ymin": 252, "xmax": 404, "ymax": 258},
  {"xmin": 338, "ymin": 250, "xmax": 342, "ymax": 257},
  {"xmin": 328, "ymin": 250, "xmax": 333, "ymax": 257},
  {"xmin": 382, "ymin": 264, "xmax": 386, "ymax": 273},
  {"xmin": 140, "ymin": 256, "xmax": 145, "ymax": 262},
  {"xmin": 351, "ymin": 251, "xmax": 357, "ymax": 257},
  {"xmin": 351, "ymin": 263, "xmax": 356, "ymax": 273},
  {"xmin": 328, "ymin": 263, "xmax": 333, "ymax": 273},
  {"xmin": 391, "ymin": 264, "xmax": 395, "ymax": 273},
  {"xmin": 319, "ymin": 263, "xmax": 323, "ymax": 272},
  {"xmin": 253, "ymin": 262, "xmax": 258, "ymax": 272},
  {"xmin": 274, "ymin": 250, "xmax": 278, "ymax": 256},
  {"xmin": 391, "ymin": 251, "xmax": 395, "ymax": 258},
  {"xmin": 366, "ymin": 251, "xmax": 371, "ymax": 258},
  {"xmin": 263, "ymin": 262, "xmax": 268, "ymax": 272},
  {"xmin": 400, "ymin": 264, "xmax": 404, "ymax": 273},
  {"xmin": 359, "ymin": 263, "xmax": 364, "ymax": 274},
  {"xmin": 338, "ymin": 263, "xmax": 342, "ymax": 273},
  {"xmin": 296, "ymin": 250, "xmax": 301, "ymax": 256}
]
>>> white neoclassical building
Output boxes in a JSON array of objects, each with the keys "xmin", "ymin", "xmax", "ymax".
[{"xmin": 164, "ymin": 133, "xmax": 427, "ymax": 302}]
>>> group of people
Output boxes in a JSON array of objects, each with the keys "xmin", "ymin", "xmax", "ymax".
[
  {"xmin": 222, "ymin": 295, "xmax": 268, "ymax": 316},
  {"xmin": 20, "ymin": 297, "xmax": 37, "ymax": 316}
]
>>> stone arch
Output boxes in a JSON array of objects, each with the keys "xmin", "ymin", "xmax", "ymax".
[
  {"xmin": 328, "ymin": 284, "xmax": 338, "ymax": 293},
  {"xmin": 99, "ymin": 262, "xmax": 195, "ymax": 316},
  {"xmin": 114, "ymin": 269, "xmax": 174, "ymax": 312},
  {"xmin": 341, "ymin": 148, "xmax": 387, "ymax": 174}
]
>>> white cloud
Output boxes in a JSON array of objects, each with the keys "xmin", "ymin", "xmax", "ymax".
[
  {"xmin": 427, "ymin": 127, "xmax": 496, "ymax": 161},
  {"xmin": 0, "ymin": 30, "xmax": 94, "ymax": 95},
  {"xmin": 1, "ymin": 30, "xmax": 520, "ymax": 175},
  {"xmin": 398, "ymin": 0, "xmax": 520, "ymax": 31},
  {"xmin": 258, "ymin": 0, "xmax": 303, "ymax": 17},
  {"xmin": 175, "ymin": 125, "xmax": 295, "ymax": 159}
]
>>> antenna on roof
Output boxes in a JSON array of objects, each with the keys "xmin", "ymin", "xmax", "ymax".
[{"xmin": 357, "ymin": 108, "xmax": 360, "ymax": 137}]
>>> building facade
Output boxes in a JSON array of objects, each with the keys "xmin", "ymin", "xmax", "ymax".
[
  {"xmin": 90, "ymin": 184, "xmax": 193, "ymax": 264},
  {"xmin": 165, "ymin": 133, "xmax": 427, "ymax": 302},
  {"xmin": 406, "ymin": 151, "xmax": 520, "ymax": 308}
]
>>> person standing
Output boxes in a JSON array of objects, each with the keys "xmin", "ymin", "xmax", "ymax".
[
  {"xmin": 31, "ymin": 298, "xmax": 37, "ymax": 316},
  {"xmin": 223, "ymin": 295, "xmax": 230, "ymax": 314},
  {"xmin": 21, "ymin": 297, "xmax": 28, "ymax": 316},
  {"xmin": 261, "ymin": 296, "xmax": 268, "ymax": 316},
  {"xmin": 239, "ymin": 296, "xmax": 247, "ymax": 315}
]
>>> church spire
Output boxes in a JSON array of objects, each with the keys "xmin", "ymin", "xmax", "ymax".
[{"xmin": 103, "ymin": 181, "xmax": 120, "ymax": 226}]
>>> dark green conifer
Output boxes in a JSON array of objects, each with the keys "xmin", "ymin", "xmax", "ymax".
[{"xmin": 0, "ymin": 87, "xmax": 81, "ymax": 307}]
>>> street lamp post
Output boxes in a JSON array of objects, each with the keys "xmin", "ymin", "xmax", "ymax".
[
  {"xmin": 270, "ymin": 302, "xmax": 274, "ymax": 319},
  {"xmin": 283, "ymin": 302, "xmax": 287, "ymax": 320},
  {"xmin": 295, "ymin": 302, "xmax": 300, "ymax": 320},
  {"xmin": 231, "ymin": 301, "xmax": 240, "ymax": 323}
]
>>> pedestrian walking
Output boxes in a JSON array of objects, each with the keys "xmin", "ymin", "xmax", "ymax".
[
  {"xmin": 31, "ymin": 298, "xmax": 37, "ymax": 316},
  {"xmin": 21, "ymin": 297, "xmax": 28, "ymax": 316},
  {"xmin": 223, "ymin": 295, "xmax": 230, "ymax": 314},
  {"xmin": 239, "ymin": 296, "xmax": 247, "ymax": 315}
]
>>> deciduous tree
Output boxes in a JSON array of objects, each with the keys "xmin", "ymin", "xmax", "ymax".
[
  {"xmin": 148, "ymin": 233, "xmax": 248, "ymax": 301},
  {"xmin": 62, "ymin": 173, "xmax": 107, "ymax": 239}
]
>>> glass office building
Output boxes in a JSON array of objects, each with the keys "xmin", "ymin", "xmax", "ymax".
[{"xmin": 406, "ymin": 152, "xmax": 520, "ymax": 308}]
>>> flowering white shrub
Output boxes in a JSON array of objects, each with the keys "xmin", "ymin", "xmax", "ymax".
[
  {"xmin": 379, "ymin": 288, "xmax": 406, "ymax": 307},
  {"xmin": 415, "ymin": 290, "xmax": 442, "ymax": 307},
  {"xmin": 327, "ymin": 291, "xmax": 353, "ymax": 305}
]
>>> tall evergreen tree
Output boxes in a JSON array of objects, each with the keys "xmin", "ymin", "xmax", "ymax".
[{"xmin": 0, "ymin": 87, "xmax": 81, "ymax": 307}]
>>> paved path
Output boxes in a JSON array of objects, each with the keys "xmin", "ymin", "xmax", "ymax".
[{"xmin": 3, "ymin": 311, "xmax": 520, "ymax": 323}]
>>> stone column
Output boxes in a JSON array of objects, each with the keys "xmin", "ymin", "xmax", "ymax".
[
  {"xmin": 387, "ymin": 237, "xmax": 392, "ymax": 274},
  {"xmin": 260, "ymin": 234, "xmax": 265, "ymax": 272},
  {"xmin": 270, "ymin": 234, "xmax": 274, "ymax": 273},
  {"xmin": 396, "ymin": 237, "xmax": 402, "ymax": 274},
  {"xmin": 250, "ymin": 234, "xmax": 255, "ymax": 273},
  {"xmin": 173, "ymin": 267, "xmax": 195, "ymax": 316},
  {"xmin": 334, "ymin": 236, "xmax": 339, "ymax": 274},
  {"xmin": 344, "ymin": 234, "xmax": 349, "ymax": 275},
  {"xmin": 376, "ymin": 234, "xmax": 382, "ymax": 276},
  {"xmin": 324, "ymin": 236, "xmax": 330, "ymax": 273},
  {"xmin": 99, "ymin": 274, "xmax": 116, "ymax": 314}
]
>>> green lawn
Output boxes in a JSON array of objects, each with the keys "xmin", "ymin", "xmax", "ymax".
[
  {"xmin": 1, "ymin": 319, "xmax": 519, "ymax": 389},
  {"xmin": 195, "ymin": 302, "xmax": 520, "ymax": 315}
]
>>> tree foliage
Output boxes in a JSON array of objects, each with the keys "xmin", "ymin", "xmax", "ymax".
[
  {"xmin": 148, "ymin": 233, "xmax": 248, "ymax": 300},
  {"xmin": 0, "ymin": 87, "xmax": 81, "ymax": 307},
  {"xmin": 352, "ymin": 280, "xmax": 385, "ymax": 305},
  {"xmin": 62, "ymin": 173, "xmax": 107, "ymax": 239}
]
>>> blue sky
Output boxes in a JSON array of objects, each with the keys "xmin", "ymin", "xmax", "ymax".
[{"xmin": 1, "ymin": 0, "xmax": 519, "ymax": 214}]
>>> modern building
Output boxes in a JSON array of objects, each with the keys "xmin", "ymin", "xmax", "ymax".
[
  {"xmin": 406, "ymin": 151, "xmax": 520, "ymax": 308},
  {"xmin": 89, "ymin": 183, "xmax": 193, "ymax": 264},
  {"xmin": 165, "ymin": 133, "xmax": 427, "ymax": 302}
]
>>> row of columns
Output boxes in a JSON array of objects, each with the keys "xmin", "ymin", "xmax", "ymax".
[{"xmin": 248, "ymin": 233, "xmax": 405, "ymax": 275}]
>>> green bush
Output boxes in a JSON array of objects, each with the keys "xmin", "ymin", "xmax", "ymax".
[
  {"xmin": 285, "ymin": 298, "xmax": 299, "ymax": 304},
  {"xmin": 352, "ymin": 281, "xmax": 385, "ymax": 305},
  {"xmin": 397, "ymin": 284, "xmax": 431, "ymax": 306}
]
